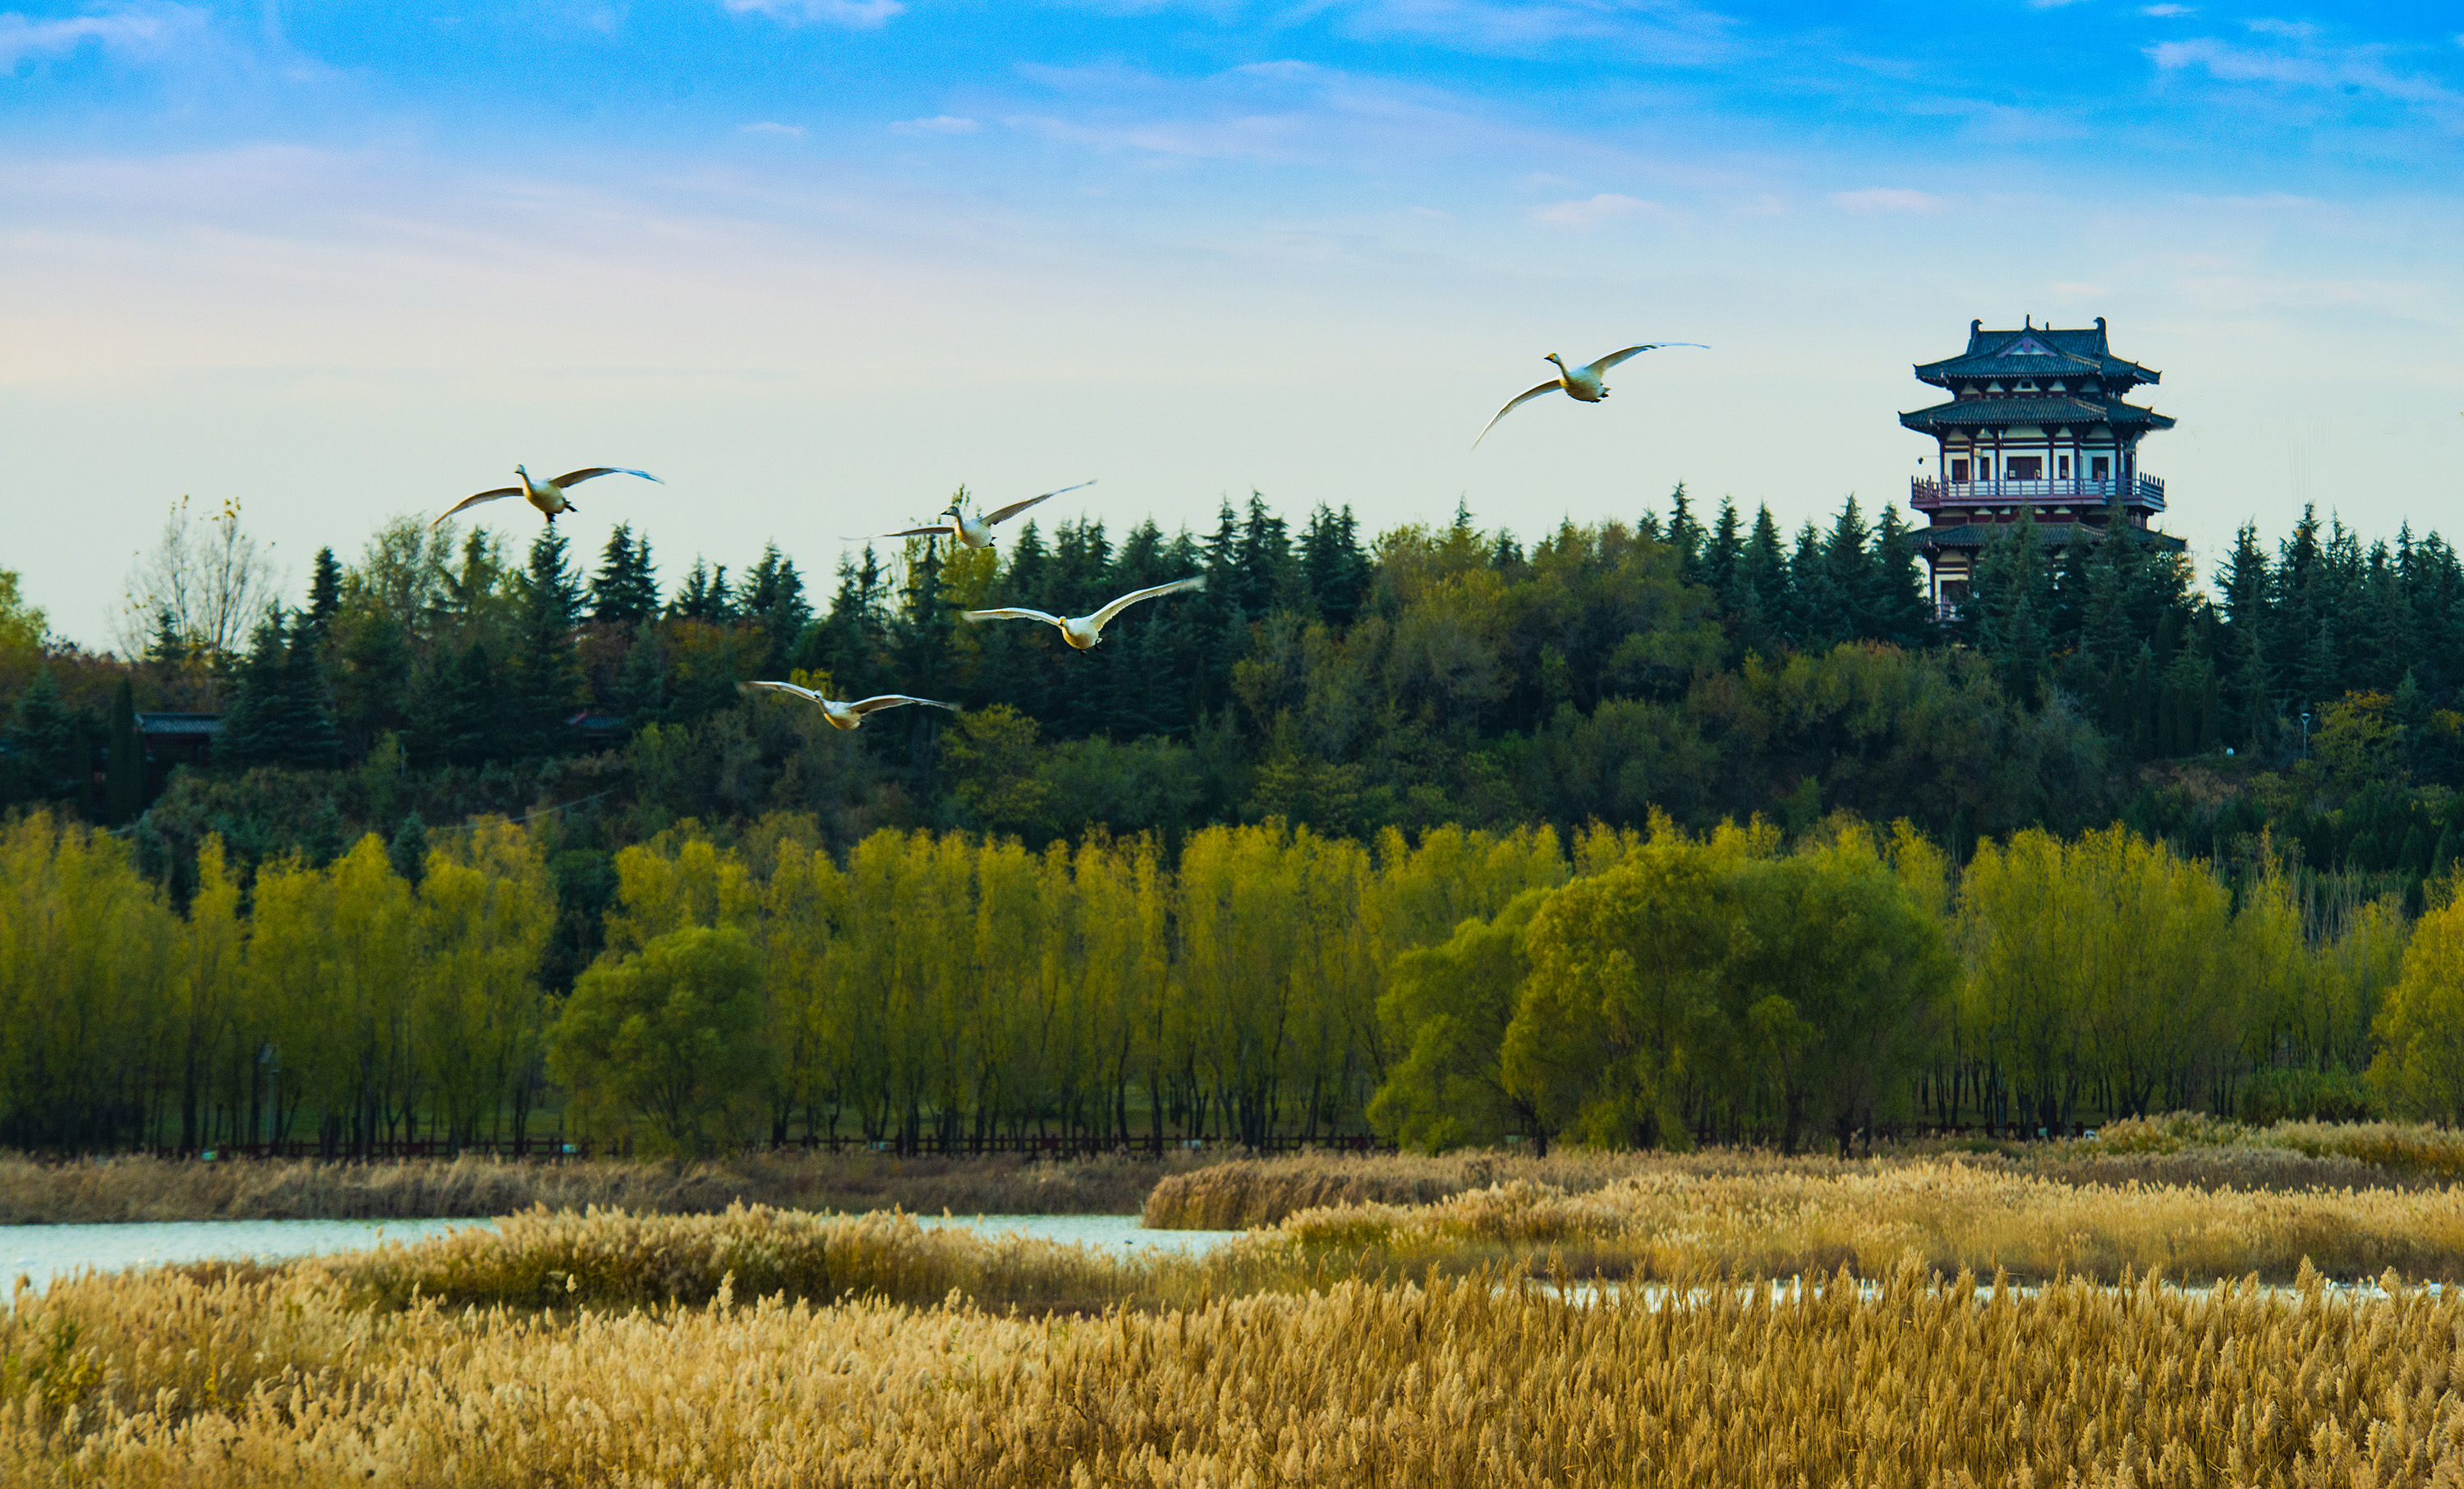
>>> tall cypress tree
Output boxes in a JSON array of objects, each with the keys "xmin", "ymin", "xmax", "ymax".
[{"xmin": 104, "ymin": 677, "xmax": 143, "ymax": 825}]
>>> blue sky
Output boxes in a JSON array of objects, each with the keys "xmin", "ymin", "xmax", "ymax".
[{"xmin": 5, "ymin": 1, "xmax": 2461, "ymax": 646}]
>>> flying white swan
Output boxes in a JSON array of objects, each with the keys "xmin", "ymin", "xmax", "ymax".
[
  {"xmin": 877, "ymin": 480, "xmax": 1096, "ymax": 550},
  {"xmin": 739, "ymin": 681, "xmax": 958, "ymax": 731},
  {"xmin": 1472, "ymin": 342, "xmax": 1707, "ymax": 448},
  {"xmin": 433, "ymin": 465, "xmax": 663, "ymax": 528},
  {"xmin": 962, "ymin": 575, "xmax": 1205, "ymax": 650}
]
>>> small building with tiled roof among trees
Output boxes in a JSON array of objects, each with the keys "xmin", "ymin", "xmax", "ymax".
[{"xmin": 1901, "ymin": 316, "xmax": 2184, "ymax": 615}]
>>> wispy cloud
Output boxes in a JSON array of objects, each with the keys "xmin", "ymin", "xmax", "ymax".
[
  {"xmin": 1830, "ymin": 187, "xmax": 1943, "ymax": 214},
  {"xmin": 740, "ymin": 121, "xmax": 804, "ymax": 136},
  {"xmin": 1321, "ymin": 0, "xmax": 1737, "ymax": 62},
  {"xmin": 2142, "ymin": 5, "xmax": 2193, "ymax": 16},
  {"xmin": 1533, "ymin": 191, "xmax": 1664, "ymax": 228},
  {"xmin": 719, "ymin": 0, "xmax": 902, "ymax": 28},
  {"xmin": 2149, "ymin": 24, "xmax": 2464, "ymax": 125},
  {"xmin": 890, "ymin": 114, "xmax": 978, "ymax": 135},
  {"xmin": 0, "ymin": 2, "xmax": 206, "ymax": 71}
]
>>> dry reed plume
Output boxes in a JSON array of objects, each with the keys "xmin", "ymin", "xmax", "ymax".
[
  {"xmin": 1266, "ymin": 1162, "xmax": 2464, "ymax": 1283},
  {"xmin": 6, "ymin": 1211, "xmax": 2462, "ymax": 1487},
  {"xmin": 0, "ymin": 1149, "xmax": 1211, "ymax": 1224}
]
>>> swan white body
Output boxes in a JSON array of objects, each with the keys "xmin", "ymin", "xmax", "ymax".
[
  {"xmin": 879, "ymin": 480, "xmax": 1096, "ymax": 550},
  {"xmin": 1472, "ymin": 342, "xmax": 1707, "ymax": 448},
  {"xmin": 741, "ymin": 681, "xmax": 958, "ymax": 731},
  {"xmin": 963, "ymin": 575, "xmax": 1205, "ymax": 650},
  {"xmin": 434, "ymin": 464, "xmax": 663, "ymax": 528}
]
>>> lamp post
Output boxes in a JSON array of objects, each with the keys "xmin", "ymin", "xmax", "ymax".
[{"xmin": 2301, "ymin": 710, "xmax": 2313, "ymax": 759}]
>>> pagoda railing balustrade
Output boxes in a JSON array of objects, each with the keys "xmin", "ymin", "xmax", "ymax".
[{"xmin": 1910, "ymin": 475, "xmax": 2163, "ymax": 512}]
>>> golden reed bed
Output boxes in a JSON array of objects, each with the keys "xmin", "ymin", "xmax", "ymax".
[
  {"xmin": 1260, "ymin": 1162, "xmax": 2464, "ymax": 1284},
  {"xmin": 6, "ymin": 1206, "xmax": 2460, "ymax": 1487}
]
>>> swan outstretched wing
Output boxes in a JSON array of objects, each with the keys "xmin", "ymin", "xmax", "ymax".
[
  {"xmin": 433, "ymin": 487, "xmax": 522, "ymax": 527},
  {"xmin": 1472, "ymin": 380, "xmax": 1564, "ymax": 448},
  {"xmin": 549, "ymin": 466, "xmax": 663, "ymax": 489},
  {"xmin": 984, "ymin": 479, "xmax": 1095, "ymax": 526},
  {"xmin": 742, "ymin": 680, "xmax": 826, "ymax": 705},
  {"xmin": 1582, "ymin": 342, "xmax": 1706, "ymax": 377},
  {"xmin": 1089, "ymin": 575, "xmax": 1206, "ymax": 630},
  {"xmin": 963, "ymin": 607, "xmax": 1064, "ymax": 626},
  {"xmin": 848, "ymin": 694, "xmax": 958, "ymax": 715}
]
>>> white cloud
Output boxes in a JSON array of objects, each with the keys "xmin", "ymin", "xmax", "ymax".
[
  {"xmin": 890, "ymin": 114, "xmax": 979, "ymax": 136},
  {"xmin": 0, "ymin": 2, "xmax": 205, "ymax": 71},
  {"xmin": 719, "ymin": 0, "xmax": 902, "ymax": 27},
  {"xmin": 2141, "ymin": 4, "xmax": 2194, "ymax": 16},
  {"xmin": 740, "ymin": 121, "xmax": 804, "ymax": 137},
  {"xmin": 1829, "ymin": 187, "xmax": 1944, "ymax": 214},
  {"xmin": 1533, "ymin": 191, "xmax": 1664, "ymax": 228}
]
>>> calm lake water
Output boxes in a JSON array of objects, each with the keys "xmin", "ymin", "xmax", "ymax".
[{"xmin": 4, "ymin": 1213, "xmax": 1243, "ymax": 1293}]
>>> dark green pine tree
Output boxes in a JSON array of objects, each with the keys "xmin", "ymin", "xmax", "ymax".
[
  {"xmin": 388, "ymin": 811, "xmax": 430, "ymax": 887},
  {"xmin": 1663, "ymin": 483, "xmax": 1703, "ymax": 586},
  {"xmin": 1299, "ymin": 504, "xmax": 1372, "ymax": 627},
  {"xmin": 0, "ymin": 669, "xmax": 85, "ymax": 808},
  {"xmin": 146, "ymin": 606, "xmax": 185, "ymax": 672},
  {"xmin": 1786, "ymin": 521, "xmax": 1832, "ymax": 649},
  {"xmin": 413, "ymin": 641, "xmax": 501, "ymax": 767},
  {"xmin": 275, "ymin": 614, "xmax": 342, "ymax": 769},
  {"xmin": 2215, "ymin": 522, "xmax": 2274, "ymax": 747},
  {"xmin": 1234, "ymin": 494, "xmax": 1294, "ymax": 620},
  {"xmin": 510, "ymin": 529, "xmax": 586, "ymax": 756},
  {"xmin": 1737, "ymin": 505, "xmax": 1791, "ymax": 656},
  {"xmin": 213, "ymin": 612, "xmax": 291, "ymax": 772},
  {"xmin": 332, "ymin": 608, "xmax": 412, "ymax": 756},
  {"xmin": 1867, "ymin": 507, "xmax": 1935, "ymax": 646},
  {"xmin": 1703, "ymin": 497, "xmax": 1744, "ymax": 600},
  {"xmin": 104, "ymin": 676, "xmax": 144, "ymax": 825},
  {"xmin": 1969, "ymin": 526, "xmax": 2053, "ymax": 707},
  {"xmin": 218, "ymin": 609, "xmax": 342, "ymax": 770},
  {"xmin": 669, "ymin": 558, "xmax": 734, "ymax": 623},
  {"xmin": 589, "ymin": 523, "xmax": 661, "ymax": 627},
  {"xmin": 736, "ymin": 542, "xmax": 811, "ymax": 678},
  {"xmin": 304, "ymin": 547, "xmax": 342, "ymax": 635},
  {"xmin": 1821, "ymin": 495, "xmax": 1874, "ymax": 642}
]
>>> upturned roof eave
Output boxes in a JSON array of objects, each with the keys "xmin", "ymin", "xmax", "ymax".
[{"xmin": 1899, "ymin": 398, "xmax": 2177, "ymax": 432}]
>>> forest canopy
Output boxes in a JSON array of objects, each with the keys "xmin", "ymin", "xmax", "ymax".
[{"xmin": 2, "ymin": 485, "xmax": 2460, "ymax": 1152}]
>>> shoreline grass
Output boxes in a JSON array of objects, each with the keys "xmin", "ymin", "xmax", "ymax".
[{"xmin": 0, "ymin": 1149, "xmax": 1220, "ymax": 1224}]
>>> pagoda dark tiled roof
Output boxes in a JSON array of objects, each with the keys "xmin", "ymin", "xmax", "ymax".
[
  {"xmin": 1915, "ymin": 322, "xmax": 2158, "ymax": 388},
  {"xmin": 1918, "ymin": 522, "xmax": 2186, "ymax": 553},
  {"xmin": 1899, "ymin": 394, "xmax": 2175, "ymax": 433}
]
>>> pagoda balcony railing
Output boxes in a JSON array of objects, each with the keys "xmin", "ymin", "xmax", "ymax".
[{"xmin": 1910, "ymin": 475, "xmax": 2163, "ymax": 512}]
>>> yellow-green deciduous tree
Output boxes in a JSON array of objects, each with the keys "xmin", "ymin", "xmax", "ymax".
[
  {"xmin": 2370, "ymin": 892, "xmax": 2464, "ymax": 1124},
  {"xmin": 1368, "ymin": 886, "xmax": 1552, "ymax": 1152},
  {"xmin": 551, "ymin": 924, "xmax": 765, "ymax": 1155}
]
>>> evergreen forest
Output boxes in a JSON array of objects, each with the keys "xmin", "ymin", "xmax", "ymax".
[{"xmin": 3, "ymin": 485, "xmax": 2462, "ymax": 1155}]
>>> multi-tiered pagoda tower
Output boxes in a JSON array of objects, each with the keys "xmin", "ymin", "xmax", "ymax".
[{"xmin": 1900, "ymin": 316, "xmax": 2183, "ymax": 614}]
